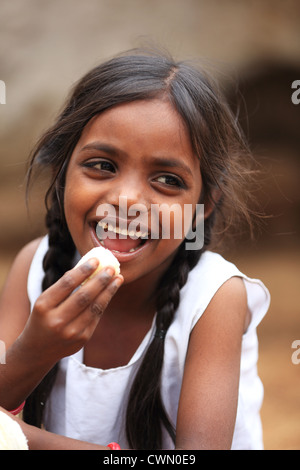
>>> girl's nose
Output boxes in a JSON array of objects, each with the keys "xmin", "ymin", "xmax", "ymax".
[
  {"xmin": 106, "ymin": 176, "xmax": 150, "ymax": 217},
  {"xmin": 118, "ymin": 196, "xmax": 149, "ymax": 221}
]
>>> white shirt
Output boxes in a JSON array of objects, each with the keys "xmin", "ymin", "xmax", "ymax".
[{"xmin": 27, "ymin": 236, "xmax": 270, "ymax": 449}]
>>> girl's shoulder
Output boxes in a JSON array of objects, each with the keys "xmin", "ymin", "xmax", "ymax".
[
  {"xmin": 3, "ymin": 237, "xmax": 44, "ymax": 289},
  {"xmin": 4, "ymin": 237, "xmax": 44, "ymax": 299},
  {"xmin": 0, "ymin": 237, "xmax": 44, "ymax": 347},
  {"xmin": 17, "ymin": 237, "xmax": 44, "ymax": 262},
  {"xmin": 179, "ymin": 250, "xmax": 270, "ymax": 333}
]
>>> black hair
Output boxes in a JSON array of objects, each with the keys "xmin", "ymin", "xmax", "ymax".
[{"xmin": 24, "ymin": 49, "xmax": 254, "ymax": 449}]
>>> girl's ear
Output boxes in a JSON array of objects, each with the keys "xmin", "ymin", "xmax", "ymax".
[
  {"xmin": 203, "ymin": 187, "xmax": 222, "ymax": 220},
  {"xmin": 193, "ymin": 187, "xmax": 222, "ymax": 229}
]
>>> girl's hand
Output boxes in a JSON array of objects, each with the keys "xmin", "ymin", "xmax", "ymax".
[{"xmin": 18, "ymin": 258, "xmax": 123, "ymax": 364}]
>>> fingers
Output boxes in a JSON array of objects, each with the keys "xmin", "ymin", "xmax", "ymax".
[
  {"xmin": 64, "ymin": 268, "xmax": 123, "ymax": 319},
  {"xmin": 56, "ymin": 270, "xmax": 123, "ymax": 340},
  {"xmin": 40, "ymin": 258, "xmax": 101, "ymax": 307},
  {"xmin": 32, "ymin": 257, "xmax": 123, "ymax": 346},
  {"xmin": 92, "ymin": 275, "xmax": 123, "ymax": 316}
]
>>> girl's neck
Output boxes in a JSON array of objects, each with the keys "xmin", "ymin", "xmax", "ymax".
[
  {"xmin": 85, "ymin": 268, "xmax": 163, "ymax": 369},
  {"xmin": 106, "ymin": 250, "xmax": 176, "ymax": 321},
  {"xmin": 107, "ymin": 269, "xmax": 160, "ymax": 320}
]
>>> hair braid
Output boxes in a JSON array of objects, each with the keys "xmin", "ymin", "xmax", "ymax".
[
  {"xmin": 42, "ymin": 193, "xmax": 75, "ymax": 290},
  {"xmin": 125, "ymin": 240, "xmax": 204, "ymax": 450},
  {"xmin": 23, "ymin": 192, "xmax": 75, "ymax": 427}
]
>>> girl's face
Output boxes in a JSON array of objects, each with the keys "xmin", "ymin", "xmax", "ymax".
[{"xmin": 64, "ymin": 99, "xmax": 202, "ymax": 285}]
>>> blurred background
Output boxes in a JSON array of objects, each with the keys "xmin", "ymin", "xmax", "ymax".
[{"xmin": 0, "ymin": 0, "xmax": 299, "ymax": 449}]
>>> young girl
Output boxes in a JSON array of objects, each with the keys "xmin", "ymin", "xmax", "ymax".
[{"xmin": 0, "ymin": 50, "xmax": 270, "ymax": 450}]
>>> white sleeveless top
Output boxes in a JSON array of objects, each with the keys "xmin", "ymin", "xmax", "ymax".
[{"xmin": 27, "ymin": 236, "xmax": 270, "ymax": 450}]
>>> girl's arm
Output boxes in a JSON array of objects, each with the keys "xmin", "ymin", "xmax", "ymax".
[
  {"xmin": 175, "ymin": 276, "xmax": 249, "ymax": 450},
  {"xmin": 0, "ymin": 239, "xmax": 123, "ymax": 411},
  {"xmin": 0, "ymin": 239, "xmax": 42, "ymax": 349},
  {"xmin": 0, "ymin": 239, "xmax": 44, "ymax": 409}
]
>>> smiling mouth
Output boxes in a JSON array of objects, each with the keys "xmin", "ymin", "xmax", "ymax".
[{"xmin": 94, "ymin": 220, "xmax": 149, "ymax": 253}]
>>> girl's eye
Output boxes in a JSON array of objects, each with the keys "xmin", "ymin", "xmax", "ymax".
[
  {"xmin": 84, "ymin": 160, "xmax": 116, "ymax": 173},
  {"xmin": 155, "ymin": 175, "xmax": 183, "ymax": 188}
]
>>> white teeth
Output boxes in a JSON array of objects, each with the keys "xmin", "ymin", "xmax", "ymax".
[
  {"xmin": 96, "ymin": 223, "xmax": 147, "ymax": 253},
  {"xmin": 97, "ymin": 221, "xmax": 148, "ymax": 239}
]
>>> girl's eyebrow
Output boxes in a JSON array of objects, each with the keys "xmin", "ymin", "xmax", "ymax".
[
  {"xmin": 80, "ymin": 141, "xmax": 193, "ymax": 177},
  {"xmin": 149, "ymin": 156, "xmax": 193, "ymax": 177},
  {"xmin": 81, "ymin": 142, "xmax": 119, "ymax": 157}
]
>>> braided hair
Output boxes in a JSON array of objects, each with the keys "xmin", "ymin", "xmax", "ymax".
[
  {"xmin": 125, "ymin": 240, "xmax": 206, "ymax": 449},
  {"xmin": 24, "ymin": 49, "xmax": 255, "ymax": 448},
  {"xmin": 23, "ymin": 190, "xmax": 76, "ymax": 426}
]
